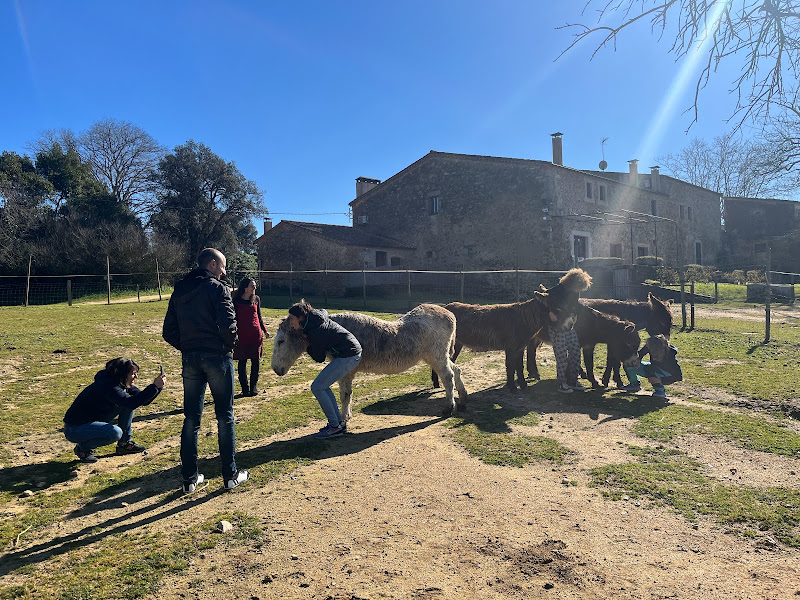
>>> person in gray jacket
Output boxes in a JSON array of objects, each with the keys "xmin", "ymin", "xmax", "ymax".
[
  {"xmin": 163, "ymin": 248, "xmax": 249, "ymax": 493},
  {"xmin": 287, "ymin": 299, "xmax": 362, "ymax": 439}
]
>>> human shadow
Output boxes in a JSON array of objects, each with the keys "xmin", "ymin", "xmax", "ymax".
[
  {"xmin": 0, "ymin": 460, "xmax": 76, "ymax": 495},
  {"xmin": 132, "ymin": 407, "xmax": 184, "ymax": 423},
  {"xmin": 0, "ymin": 418, "xmax": 444, "ymax": 576}
]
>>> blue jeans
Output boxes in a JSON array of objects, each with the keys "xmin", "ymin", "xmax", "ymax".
[
  {"xmin": 311, "ymin": 354, "xmax": 361, "ymax": 427},
  {"xmin": 180, "ymin": 352, "xmax": 237, "ymax": 483},
  {"xmin": 64, "ymin": 407, "xmax": 134, "ymax": 452}
]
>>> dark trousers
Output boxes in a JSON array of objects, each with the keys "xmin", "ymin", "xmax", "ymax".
[{"xmin": 238, "ymin": 359, "xmax": 260, "ymax": 394}]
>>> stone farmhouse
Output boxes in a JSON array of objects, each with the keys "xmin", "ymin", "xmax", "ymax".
[
  {"xmin": 723, "ymin": 196, "xmax": 800, "ymax": 274},
  {"xmin": 256, "ymin": 134, "xmax": 722, "ymax": 273}
]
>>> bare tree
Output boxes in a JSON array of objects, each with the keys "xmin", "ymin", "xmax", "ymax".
[
  {"xmin": 559, "ymin": 0, "xmax": 800, "ymax": 126},
  {"xmin": 659, "ymin": 132, "xmax": 794, "ymax": 196},
  {"xmin": 80, "ymin": 119, "xmax": 165, "ymax": 217}
]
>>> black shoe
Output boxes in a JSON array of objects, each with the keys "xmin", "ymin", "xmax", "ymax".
[
  {"xmin": 116, "ymin": 440, "xmax": 146, "ymax": 454},
  {"xmin": 74, "ymin": 445, "xmax": 98, "ymax": 463},
  {"xmin": 247, "ymin": 389, "xmax": 258, "ymax": 396}
]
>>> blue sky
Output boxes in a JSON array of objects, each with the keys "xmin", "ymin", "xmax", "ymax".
[{"xmin": 3, "ymin": 1, "xmax": 745, "ymax": 230}]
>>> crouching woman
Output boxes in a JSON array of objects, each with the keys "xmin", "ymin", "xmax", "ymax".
[
  {"xmin": 63, "ymin": 357, "xmax": 166, "ymax": 463},
  {"xmin": 287, "ymin": 300, "xmax": 361, "ymax": 439}
]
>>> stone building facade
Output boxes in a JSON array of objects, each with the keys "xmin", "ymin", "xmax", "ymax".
[
  {"xmin": 255, "ymin": 219, "xmax": 414, "ymax": 272},
  {"xmin": 723, "ymin": 196, "xmax": 800, "ymax": 273},
  {"xmin": 348, "ymin": 140, "xmax": 721, "ymax": 270}
]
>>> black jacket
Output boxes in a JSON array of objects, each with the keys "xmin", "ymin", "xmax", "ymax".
[
  {"xmin": 303, "ymin": 309, "xmax": 361, "ymax": 362},
  {"xmin": 162, "ymin": 268, "xmax": 238, "ymax": 356},
  {"xmin": 64, "ymin": 369, "xmax": 161, "ymax": 426},
  {"xmin": 639, "ymin": 342, "xmax": 683, "ymax": 384}
]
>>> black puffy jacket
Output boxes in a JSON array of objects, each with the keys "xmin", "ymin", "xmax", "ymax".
[
  {"xmin": 303, "ymin": 309, "xmax": 361, "ymax": 362},
  {"xmin": 162, "ymin": 268, "xmax": 238, "ymax": 356},
  {"xmin": 64, "ymin": 369, "xmax": 161, "ymax": 426}
]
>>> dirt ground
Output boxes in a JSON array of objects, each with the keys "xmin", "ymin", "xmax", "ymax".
[{"xmin": 6, "ymin": 305, "xmax": 800, "ymax": 599}]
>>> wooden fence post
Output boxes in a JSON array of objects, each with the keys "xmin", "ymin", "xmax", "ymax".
[
  {"xmin": 690, "ymin": 280, "xmax": 695, "ymax": 330},
  {"xmin": 407, "ymin": 270, "xmax": 412, "ymax": 310},
  {"xmin": 765, "ymin": 247, "xmax": 772, "ymax": 343},
  {"xmin": 67, "ymin": 279, "xmax": 72, "ymax": 306},
  {"xmin": 155, "ymin": 257, "xmax": 162, "ymax": 301},
  {"xmin": 25, "ymin": 254, "xmax": 32, "ymax": 307},
  {"xmin": 289, "ymin": 263, "xmax": 293, "ymax": 304},
  {"xmin": 362, "ymin": 267, "xmax": 367, "ymax": 309},
  {"xmin": 106, "ymin": 256, "xmax": 111, "ymax": 305}
]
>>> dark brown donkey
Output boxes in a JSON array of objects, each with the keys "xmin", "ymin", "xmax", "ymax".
[
  {"xmin": 526, "ymin": 291, "xmax": 673, "ymax": 386},
  {"xmin": 433, "ymin": 269, "xmax": 592, "ymax": 391},
  {"xmin": 526, "ymin": 305, "xmax": 641, "ymax": 388}
]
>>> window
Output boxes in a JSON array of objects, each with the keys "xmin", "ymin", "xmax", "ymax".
[
  {"xmin": 610, "ymin": 243, "xmax": 622, "ymax": 258},
  {"xmin": 375, "ymin": 251, "xmax": 387, "ymax": 267},
  {"xmin": 680, "ymin": 205, "xmax": 685, "ymax": 219},
  {"xmin": 390, "ymin": 256, "xmax": 404, "ymax": 267},
  {"xmin": 695, "ymin": 241, "xmax": 703, "ymax": 265},
  {"xmin": 753, "ymin": 242, "xmax": 767, "ymax": 253},
  {"xmin": 637, "ymin": 245, "xmax": 649, "ymax": 257},
  {"xmin": 357, "ymin": 215, "xmax": 368, "ymax": 225},
  {"xmin": 650, "ymin": 198, "xmax": 658, "ymax": 216},
  {"xmin": 598, "ymin": 185, "xmax": 606, "ymax": 203},
  {"xmin": 586, "ymin": 183, "xmax": 593, "ymax": 199},
  {"xmin": 687, "ymin": 206, "xmax": 693, "ymax": 221},
  {"xmin": 573, "ymin": 235, "xmax": 589, "ymax": 262},
  {"xmin": 429, "ymin": 196, "xmax": 441, "ymax": 215}
]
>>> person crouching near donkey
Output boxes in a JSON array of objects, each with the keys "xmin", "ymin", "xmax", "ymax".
[
  {"xmin": 287, "ymin": 299, "xmax": 362, "ymax": 439},
  {"xmin": 64, "ymin": 357, "xmax": 166, "ymax": 463},
  {"xmin": 622, "ymin": 334, "xmax": 682, "ymax": 398}
]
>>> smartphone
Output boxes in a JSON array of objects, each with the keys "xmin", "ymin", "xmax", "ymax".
[{"xmin": 159, "ymin": 365, "xmax": 164, "ymax": 376}]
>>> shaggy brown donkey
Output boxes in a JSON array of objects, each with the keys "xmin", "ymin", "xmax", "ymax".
[
  {"xmin": 433, "ymin": 269, "xmax": 592, "ymax": 391},
  {"xmin": 526, "ymin": 305, "xmax": 641, "ymax": 388},
  {"xmin": 526, "ymin": 292, "xmax": 673, "ymax": 386}
]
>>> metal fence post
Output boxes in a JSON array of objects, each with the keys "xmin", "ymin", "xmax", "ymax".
[
  {"xmin": 765, "ymin": 247, "xmax": 772, "ymax": 343},
  {"xmin": 67, "ymin": 279, "xmax": 72, "ymax": 306},
  {"xmin": 690, "ymin": 280, "xmax": 695, "ymax": 330},
  {"xmin": 137, "ymin": 284, "xmax": 140, "ymax": 302},
  {"xmin": 289, "ymin": 263, "xmax": 293, "ymax": 304},
  {"xmin": 460, "ymin": 267, "xmax": 465, "ymax": 302}
]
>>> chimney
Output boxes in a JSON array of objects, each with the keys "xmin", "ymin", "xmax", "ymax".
[
  {"xmin": 649, "ymin": 165, "xmax": 660, "ymax": 192},
  {"xmin": 263, "ymin": 219, "xmax": 272, "ymax": 235},
  {"xmin": 628, "ymin": 159, "xmax": 639, "ymax": 184},
  {"xmin": 356, "ymin": 176, "xmax": 381, "ymax": 197},
  {"xmin": 551, "ymin": 132, "xmax": 563, "ymax": 166}
]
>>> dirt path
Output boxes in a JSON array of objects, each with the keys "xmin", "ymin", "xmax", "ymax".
[{"xmin": 5, "ymin": 304, "xmax": 800, "ymax": 599}]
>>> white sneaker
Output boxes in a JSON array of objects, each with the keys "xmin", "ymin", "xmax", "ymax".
[
  {"xmin": 225, "ymin": 470, "xmax": 249, "ymax": 490},
  {"xmin": 182, "ymin": 474, "xmax": 204, "ymax": 494},
  {"xmin": 558, "ymin": 383, "xmax": 574, "ymax": 393}
]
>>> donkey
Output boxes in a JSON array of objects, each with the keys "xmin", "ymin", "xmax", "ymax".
[
  {"xmin": 271, "ymin": 303, "xmax": 468, "ymax": 419},
  {"xmin": 581, "ymin": 292, "xmax": 673, "ymax": 386},
  {"xmin": 526, "ymin": 305, "xmax": 641, "ymax": 388},
  {"xmin": 527, "ymin": 292, "xmax": 674, "ymax": 386},
  {"xmin": 432, "ymin": 269, "xmax": 593, "ymax": 391}
]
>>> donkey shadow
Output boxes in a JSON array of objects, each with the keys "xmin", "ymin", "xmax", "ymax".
[{"xmin": 360, "ymin": 379, "xmax": 669, "ymax": 431}]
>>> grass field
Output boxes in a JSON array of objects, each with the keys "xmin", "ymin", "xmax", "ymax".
[{"xmin": 1, "ymin": 299, "xmax": 799, "ymax": 598}]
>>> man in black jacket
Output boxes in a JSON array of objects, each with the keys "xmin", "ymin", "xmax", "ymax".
[{"xmin": 163, "ymin": 248, "xmax": 249, "ymax": 493}]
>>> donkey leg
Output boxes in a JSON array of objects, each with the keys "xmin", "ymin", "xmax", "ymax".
[
  {"xmin": 431, "ymin": 342, "xmax": 461, "ymax": 389},
  {"xmin": 583, "ymin": 346, "xmax": 600, "ymax": 388},
  {"xmin": 526, "ymin": 339, "xmax": 542, "ymax": 380},
  {"xmin": 339, "ymin": 374, "xmax": 355, "ymax": 422},
  {"xmin": 432, "ymin": 360, "xmax": 457, "ymax": 416},
  {"xmin": 512, "ymin": 348, "xmax": 527, "ymax": 389},
  {"xmin": 451, "ymin": 362, "xmax": 469, "ymax": 410},
  {"xmin": 504, "ymin": 351, "xmax": 518, "ymax": 390}
]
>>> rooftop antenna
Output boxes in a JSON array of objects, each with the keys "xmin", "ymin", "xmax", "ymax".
[{"xmin": 599, "ymin": 138, "xmax": 609, "ymax": 171}]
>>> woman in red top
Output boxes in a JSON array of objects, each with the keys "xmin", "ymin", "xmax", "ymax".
[{"xmin": 232, "ymin": 277, "xmax": 270, "ymax": 396}]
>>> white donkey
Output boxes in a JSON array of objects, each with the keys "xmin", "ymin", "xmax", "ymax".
[{"xmin": 271, "ymin": 303, "xmax": 469, "ymax": 420}]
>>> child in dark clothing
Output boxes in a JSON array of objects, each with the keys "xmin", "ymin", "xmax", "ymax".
[{"xmin": 622, "ymin": 334, "xmax": 682, "ymax": 398}]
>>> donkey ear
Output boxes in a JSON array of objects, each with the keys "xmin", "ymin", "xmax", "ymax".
[
  {"xmin": 534, "ymin": 290, "xmax": 547, "ymax": 299},
  {"xmin": 624, "ymin": 323, "xmax": 635, "ymax": 332},
  {"xmin": 539, "ymin": 283, "xmax": 548, "ymax": 292},
  {"xmin": 666, "ymin": 299, "xmax": 674, "ymax": 306}
]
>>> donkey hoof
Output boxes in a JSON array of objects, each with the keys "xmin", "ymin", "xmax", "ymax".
[{"xmin": 441, "ymin": 407, "xmax": 455, "ymax": 417}]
